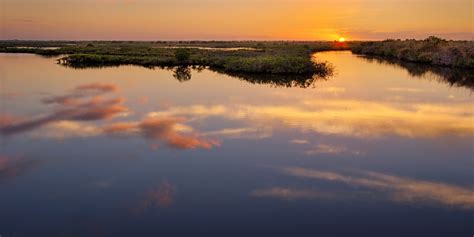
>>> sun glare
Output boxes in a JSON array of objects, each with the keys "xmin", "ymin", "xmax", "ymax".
[{"xmin": 338, "ymin": 37, "xmax": 346, "ymax": 42}]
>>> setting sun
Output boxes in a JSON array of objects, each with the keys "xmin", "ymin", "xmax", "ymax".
[{"xmin": 339, "ymin": 37, "xmax": 346, "ymax": 42}]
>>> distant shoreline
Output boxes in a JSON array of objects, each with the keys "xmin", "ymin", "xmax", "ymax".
[{"xmin": 0, "ymin": 37, "xmax": 472, "ymax": 71}]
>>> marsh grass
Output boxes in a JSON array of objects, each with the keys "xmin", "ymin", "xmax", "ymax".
[
  {"xmin": 351, "ymin": 36, "xmax": 474, "ymax": 68},
  {"xmin": 0, "ymin": 40, "xmax": 347, "ymax": 75}
]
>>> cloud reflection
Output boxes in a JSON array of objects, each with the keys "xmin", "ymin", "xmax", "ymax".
[
  {"xmin": 1, "ymin": 83, "xmax": 127, "ymax": 136},
  {"xmin": 305, "ymin": 144, "xmax": 364, "ymax": 156},
  {"xmin": 147, "ymin": 100, "xmax": 474, "ymax": 139},
  {"xmin": 279, "ymin": 167, "xmax": 474, "ymax": 209},
  {"xmin": 30, "ymin": 121, "xmax": 101, "ymax": 139},
  {"xmin": 203, "ymin": 127, "xmax": 272, "ymax": 140},
  {"xmin": 42, "ymin": 83, "xmax": 119, "ymax": 105},
  {"xmin": 103, "ymin": 117, "xmax": 220, "ymax": 150},
  {"xmin": 131, "ymin": 181, "xmax": 176, "ymax": 215},
  {"xmin": 0, "ymin": 155, "xmax": 39, "ymax": 182},
  {"xmin": 251, "ymin": 187, "xmax": 338, "ymax": 201}
]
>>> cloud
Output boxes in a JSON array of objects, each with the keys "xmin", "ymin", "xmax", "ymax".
[
  {"xmin": 131, "ymin": 181, "xmax": 176, "ymax": 215},
  {"xmin": 103, "ymin": 117, "xmax": 220, "ymax": 150},
  {"xmin": 1, "ymin": 83, "xmax": 127, "ymax": 136},
  {"xmin": 280, "ymin": 167, "xmax": 474, "ymax": 209}
]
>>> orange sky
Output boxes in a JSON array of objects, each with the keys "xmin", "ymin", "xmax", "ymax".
[{"xmin": 1, "ymin": 0, "xmax": 472, "ymax": 40}]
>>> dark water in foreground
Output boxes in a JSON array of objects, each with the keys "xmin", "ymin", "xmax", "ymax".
[{"xmin": 0, "ymin": 51, "xmax": 472, "ymax": 237}]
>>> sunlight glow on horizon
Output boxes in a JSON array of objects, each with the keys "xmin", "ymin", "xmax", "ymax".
[{"xmin": 1, "ymin": 0, "xmax": 472, "ymax": 40}]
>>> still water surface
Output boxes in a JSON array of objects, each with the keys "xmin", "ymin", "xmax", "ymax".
[{"xmin": 0, "ymin": 51, "xmax": 472, "ymax": 236}]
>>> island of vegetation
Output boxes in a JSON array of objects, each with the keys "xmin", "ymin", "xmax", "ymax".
[
  {"xmin": 350, "ymin": 36, "xmax": 474, "ymax": 69},
  {"xmin": 0, "ymin": 40, "xmax": 349, "ymax": 76}
]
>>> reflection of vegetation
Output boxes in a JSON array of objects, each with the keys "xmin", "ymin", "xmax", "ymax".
[
  {"xmin": 166, "ymin": 64, "xmax": 333, "ymax": 88},
  {"xmin": 359, "ymin": 55, "xmax": 474, "ymax": 90},
  {"xmin": 351, "ymin": 36, "xmax": 474, "ymax": 68},
  {"xmin": 0, "ymin": 40, "xmax": 348, "ymax": 75},
  {"xmin": 211, "ymin": 62, "xmax": 333, "ymax": 88},
  {"xmin": 214, "ymin": 70, "xmax": 331, "ymax": 88},
  {"xmin": 172, "ymin": 66, "xmax": 192, "ymax": 82}
]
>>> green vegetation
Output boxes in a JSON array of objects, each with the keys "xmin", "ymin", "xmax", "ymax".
[
  {"xmin": 1, "ymin": 37, "xmax": 470, "ymax": 76},
  {"xmin": 0, "ymin": 40, "xmax": 348, "ymax": 75},
  {"xmin": 351, "ymin": 36, "xmax": 474, "ymax": 68},
  {"xmin": 174, "ymin": 48, "xmax": 191, "ymax": 63}
]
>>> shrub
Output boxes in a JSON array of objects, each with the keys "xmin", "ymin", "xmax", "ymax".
[
  {"xmin": 351, "ymin": 36, "xmax": 473, "ymax": 68},
  {"xmin": 174, "ymin": 48, "xmax": 190, "ymax": 63}
]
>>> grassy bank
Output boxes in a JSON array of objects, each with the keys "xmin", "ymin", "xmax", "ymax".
[
  {"xmin": 351, "ymin": 36, "xmax": 474, "ymax": 68},
  {"xmin": 0, "ymin": 40, "xmax": 347, "ymax": 75}
]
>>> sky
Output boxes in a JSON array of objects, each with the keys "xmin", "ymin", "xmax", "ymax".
[{"xmin": 1, "ymin": 0, "xmax": 472, "ymax": 40}]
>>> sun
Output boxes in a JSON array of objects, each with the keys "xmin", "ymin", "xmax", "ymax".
[{"xmin": 338, "ymin": 37, "xmax": 346, "ymax": 42}]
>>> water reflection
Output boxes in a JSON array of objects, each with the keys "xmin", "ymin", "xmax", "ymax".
[
  {"xmin": 251, "ymin": 167, "xmax": 474, "ymax": 210},
  {"xmin": 103, "ymin": 117, "xmax": 219, "ymax": 150},
  {"xmin": 211, "ymin": 69, "xmax": 330, "ymax": 88},
  {"xmin": 0, "ymin": 82, "xmax": 219, "ymax": 151},
  {"xmin": 172, "ymin": 66, "xmax": 192, "ymax": 82},
  {"xmin": 144, "ymin": 101, "xmax": 473, "ymax": 139},
  {"xmin": 61, "ymin": 64, "xmax": 332, "ymax": 88},
  {"xmin": 0, "ymin": 83, "xmax": 127, "ymax": 136},
  {"xmin": 131, "ymin": 181, "xmax": 176, "ymax": 215},
  {"xmin": 0, "ymin": 52, "xmax": 472, "ymax": 236},
  {"xmin": 358, "ymin": 55, "xmax": 474, "ymax": 90},
  {"xmin": 0, "ymin": 155, "xmax": 39, "ymax": 182}
]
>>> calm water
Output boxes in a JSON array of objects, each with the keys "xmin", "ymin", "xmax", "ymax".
[{"xmin": 0, "ymin": 51, "xmax": 472, "ymax": 237}]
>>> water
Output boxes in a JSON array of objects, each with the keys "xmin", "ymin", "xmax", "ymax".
[
  {"xmin": 6, "ymin": 46, "xmax": 62, "ymax": 50},
  {"xmin": 160, "ymin": 46, "xmax": 259, "ymax": 51},
  {"xmin": 0, "ymin": 51, "xmax": 472, "ymax": 236}
]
